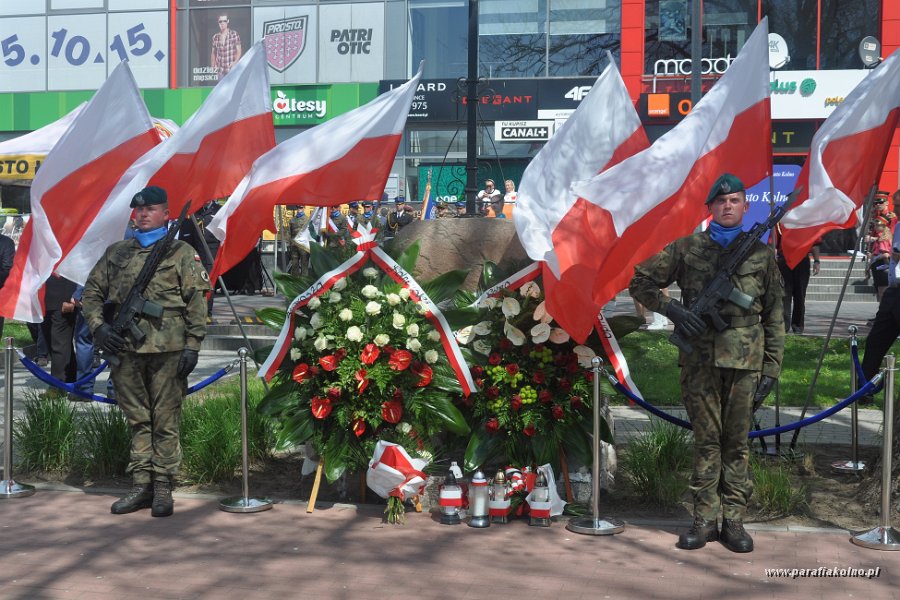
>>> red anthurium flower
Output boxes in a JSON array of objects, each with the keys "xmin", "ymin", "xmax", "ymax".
[
  {"xmin": 382, "ymin": 400, "xmax": 403, "ymax": 424},
  {"xmin": 319, "ymin": 355, "xmax": 339, "ymax": 371},
  {"xmin": 291, "ymin": 363, "xmax": 310, "ymax": 384},
  {"xmin": 327, "ymin": 387, "xmax": 342, "ymax": 401},
  {"xmin": 486, "ymin": 418, "xmax": 499, "ymax": 433},
  {"xmin": 551, "ymin": 405, "xmax": 565, "ymax": 420},
  {"xmin": 523, "ymin": 423, "xmax": 536, "ymax": 437},
  {"xmin": 351, "ymin": 418, "xmax": 366, "ymax": 437},
  {"xmin": 559, "ymin": 378, "xmax": 572, "ymax": 392},
  {"xmin": 539, "ymin": 390, "xmax": 553, "ymax": 404},
  {"xmin": 411, "ymin": 361, "xmax": 433, "ymax": 387},
  {"xmin": 360, "ymin": 343, "xmax": 381, "ymax": 365},
  {"xmin": 488, "ymin": 352, "xmax": 502, "ymax": 365},
  {"xmin": 510, "ymin": 395, "xmax": 522, "ymax": 411},
  {"xmin": 506, "ymin": 363, "xmax": 519, "ymax": 376},
  {"xmin": 388, "ymin": 349, "xmax": 412, "ymax": 371},
  {"xmin": 485, "ymin": 386, "xmax": 500, "ymax": 400},
  {"xmin": 310, "ymin": 396, "xmax": 332, "ymax": 420},
  {"xmin": 355, "ymin": 369, "xmax": 369, "ymax": 394},
  {"xmin": 532, "ymin": 371, "xmax": 546, "ymax": 384},
  {"xmin": 334, "ymin": 348, "xmax": 347, "ymax": 361}
]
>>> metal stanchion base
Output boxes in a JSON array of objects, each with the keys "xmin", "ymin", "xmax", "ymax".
[
  {"xmin": 566, "ymin": 516, "xmax": 625, "ymax": 536},
  {"xmin": 0, "ymin": 479, "xmax": 35, "ymax": 499},
  {"xmin": 831, "ymin": 460, "xmax": 866, "ymax": 473},
  {"xmin": 219, "ymin": 496, "xmax": 273, "ymax": 513},
  {"xmin": 851, "ymin": 526, "xmax": 900, "ymax": 550}
]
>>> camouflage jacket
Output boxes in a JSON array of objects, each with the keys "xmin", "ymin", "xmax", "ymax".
[
  {"xmin": 83, "ymin": 239, "xmax": 210, "ymax": 353},
  {"xmin": 288, "ymin": 214, "xmax": 310, "ymax": 250},
  {"xmin": 324, "ymin": 213, "xmax": 350, "ymax": 246},
  {"xmin": 629, "ymin": 231, "xmax": 785, "ymax": 377}
]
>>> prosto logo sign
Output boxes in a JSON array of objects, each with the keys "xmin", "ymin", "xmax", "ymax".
[{"xmin": 273, "ymin": 90, "xmax": 327, "ymax": 119}]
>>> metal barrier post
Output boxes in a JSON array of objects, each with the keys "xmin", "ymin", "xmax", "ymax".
[
  {"xmin": 833, "ymin": 325, "xmax": 865, "ymax": 473},
  {"xmin": 1, "ymin": 337, "xmax": 34, "ymax": 498},
  {"xmin": 219, "ymin": 347, "xmax": 273, "ymax": 513},
  {"xmin": 567, "ymin": 357, "xmax": 624, "ymax": 536},
  {"xmin": 852, "ymin": 354, "xmax": 900, "ymax": 550}
]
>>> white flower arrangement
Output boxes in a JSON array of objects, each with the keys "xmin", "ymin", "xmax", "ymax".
[
  {"xmin": 472, "ymin": 339, "xmax": 492, "ymax": 355},
  {"xmin": 361, "ymin": 285, "xmax": 379, "ymax": 299},
  {"xmin": 313, "ymin": 336, "xmax": 329, "ymax": 351},
  {"xmin": 346, "ymin": 326, "xmax": 364, "ymax": 342},
  {"xmin": 307, "ymin": 296, "xmax": 321, "ymax": 310},
  {"xmin": 328, "ymin": 291, "xmax": 342, "ymax": 303},
  {"xmin": 473, "ymin": 321, "xmax": 492, "ymax": 335},
  {"xmin": 427, "ymin": 329, "xmax": 441, "ymax": 342},
  {"xmin": 294, "ymin": 326, "xmax": 308, "ymax": 341},
  {"xmin": 501, "ymin": 297, "xmax": 521, "ymax": 318},
  {"xmin": 310, "ymin": 312, "xmax": 325, "ymax": 329},
  {"xmin": 333, "ymin": 277, "xmax": 348, "ymax": 291},
  {"xmin": 424, "ymin": 349, "xmax": 439, "ymax": 364},
  {"xmin": 339, "ymin": 308, "xmax": 354, "ymax": 322},
  {"xmin": 530, "ymin": 322, "xmax": 551, "ymax": 344},
  {"xmin": 374, "ymin": 333, "xmax": 390, "ymax": 347},
  {"xmin": 363, "ymin": 267, "xmax": 379, "ymax": 279},
  {"xmin": 407, "ymin": 338, "xmax": 422, "ymax": 352},
  {"xmin": 392, "ymin": 312, "xmax": 406, "ymax": 329},
  {"xmin": 399, "ymin": 288, "xmax": 411, "ymax": 300},
  {"xmin": 365, "ymin": 301, "xmax": 382, "ymax": 316},
  {"xmin": 290, "ymin": 348, "xmax": 302, "ymax": 361},
  {"xmin": 386, "ymin": 293, "xmax": 402, "ymax": 306},
  {"xmin": 406, "ymin": 323, "xmax": 420, "ymax": 337}
]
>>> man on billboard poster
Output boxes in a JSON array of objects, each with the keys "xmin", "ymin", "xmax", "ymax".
[{"xmin": 211, "ymin": 13, "xmax": 242, "ymax": 79}]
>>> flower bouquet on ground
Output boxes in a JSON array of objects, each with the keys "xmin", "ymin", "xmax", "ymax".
[
  {"xmin": 454, "ymin": 263, "xmax": 631, "ymax": 476},
  {"xmin": 257, "ymin": 239, "xmax": 471, "ymax": 501}
]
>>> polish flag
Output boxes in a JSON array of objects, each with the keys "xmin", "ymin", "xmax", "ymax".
[
  {"xmin": 54, "ymin": 42, "xmax": 275, "ymax": 283},
  {"xmin": 207, "ymin": 64, "xmax": 423, "ymax": 282},
  {"xmin": 514, "ymin": 57, "xmax": 649, "ymax": 342},
  {"xmin": 0, "ymin": 62, "xmax": 162, "ymax": 322},
  {"xmin": 571, "ymin": 18, "xmax": 772, "ymax": 312},
  {"xmin": 780, "ymin": 50, "xmax": 900, "ymax": 267}
]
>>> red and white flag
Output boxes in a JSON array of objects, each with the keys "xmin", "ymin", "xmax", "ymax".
[
  {"xmin": 54, "ymin": 42, "xmax": 275, "ymax": 283},
  {"xmin": 207, "ymin": 64, "xmax": 423, "ymax": 282},
  {"xmin": 514, "ymin": 57, "xmax": 648, "ymax": 342},
  {"xmin": 780, "ymin": 50, "xmax": 900, "ymax": 267},
  {"xmin": 0, "ymin": 63, "xmax": 162, "ymax": 322},
  {"xmin": 571, "ymin": 18, "xmax": 772, "ymax": 312}
]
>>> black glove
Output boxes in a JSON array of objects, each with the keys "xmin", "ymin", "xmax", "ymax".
[
  {"xmin": 665, "ymin": 300, "xmax": 706, "ymax": 338},
  {"xmin": 94, "ymin": 324, "xmax": 125, "ymax": 354},
  {"xmin": 752, "ymin": 375, "xmax": 777, "ymax": 411},
  {"xmin": 176, "ymin": 349, "xmax": 199, "ymax": 378}
]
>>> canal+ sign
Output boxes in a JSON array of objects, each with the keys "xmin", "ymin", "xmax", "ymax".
[{"xmin": 495, "ymin": 120, "xmax": 555, "ymax": 142}]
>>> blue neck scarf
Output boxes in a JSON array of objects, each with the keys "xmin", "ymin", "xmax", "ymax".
[
  {"xmin": 363, "ymin": 211, "xmax": 373, "ymax": 219},
  {"xmin": 709, "ymin": 221, "xmax": 743, "ymax": 248},
  {"xmin": 135, "ymin": 226, "xmax": 167, "ymax": 248},
  {"xmin": 331, "ymin": 209, "xmax": 341, "ymax": 219}
]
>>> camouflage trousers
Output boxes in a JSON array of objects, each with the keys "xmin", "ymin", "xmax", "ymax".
[
  {"xmin": 111, "ymin": 351, "xmax": 186, "ymax": 484},
  {"xmin": 288, "ymin": 248, "xmax": 310, "ymax": 277},
  {"xmin": 680, "ymin": 366, "xmax": 759, "ymax": 520}
]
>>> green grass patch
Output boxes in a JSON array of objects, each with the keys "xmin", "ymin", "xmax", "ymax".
[
  {"xmin": 5, "ymin": 321, "xmax": 34, "ymax": 350},
  {"xmin": 750, "ymin": 455, "xmax": 808, "ymax": 517},
  {"xmin": 13, "ymin": 392, "xmax": 78, "ymax": 472},
  {"xmin": 74, "ymin": 405, "xmax": 131, "ymax": 478},
  {"xmin": 621, "ymin": 419, "xmax": 693, "ymax": 508}
]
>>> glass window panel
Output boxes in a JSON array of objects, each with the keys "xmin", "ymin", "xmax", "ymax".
[
  {"xmin": 762, "ymin": 0, "xmax": 818, "ymax": 70},
  {"xmin": 409, "ymin": 0, "xmax": 467, "ymax": 79},
  {"xmin": 549, "ymin": 33, "xmax": 619, "ymax": 76},
  {"xmin": 550, "ymin": 0, "xmax": 619, "ymax": 35},
  {"xmin": 479, "ymin": 33, "xmax": 546, "ymax": 77},
  {"xmin": 407, "ymin": 128, "xmax": 467, "ymax": 156},
  {"xmin": 820, "ymin": 0, "xmax": 880, "ymax": 69},
  {"xmin": 481, "ymin": 0, "xmax": 541, "ymax": 34}
]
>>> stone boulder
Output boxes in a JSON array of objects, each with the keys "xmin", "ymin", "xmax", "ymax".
[{"xmin": 391, "ymin": 218, "xmax": 530, "ymax": 290}]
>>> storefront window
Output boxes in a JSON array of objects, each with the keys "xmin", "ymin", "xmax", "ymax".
[
  {"xmin": 819, "ymin": 0, "xmax": 880, "ymax": 69},
  {"xmin": 548, "ymin": 0, "xmax": 620, "ymax": 75},
  {"xmin": 762, "ymin": 0, "xmax": 818, "ymax": 70},
  {"xmin": 479, "ymin": 0, "xmax": 546, "ymax": 77},
  {"xmin": 409, "ymin": 0, "xmax": 468, "ymax": 79},
  {"xmin": 407, "ymin": 128, "xmax": 468, "ymax": 156}
]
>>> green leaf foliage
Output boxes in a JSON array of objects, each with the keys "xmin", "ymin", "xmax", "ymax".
[
  {"xmin": 422, "ymin": 269, "xmax": 469, "ymax": 305},
  {"xmin": 419, "ymin": 395, "xmax": 470, "ymax": 436},
  {"xmin": 273, "ymin": 407, "xmax": 315, "ymax": 451},
  {"xmin": 309, "ymin": 241, "xmax": 341, "ymax": 277},
  {"xmin": 463, "ymin": 424, "xmax": 503, "ymax": 471},
  {"xmin": 480, "ymin": 261, "xmax": 498, "ymax": 288},
  {"xmin": 393, "ymin": 239, "xmax": 421, "ymax": 275},
  {"xmin": 257, "ymin": 379, "xmax": 300, "ymax": 416},
  {"xmin": 256, "ymin": 307, "xmax": 288, "ymax": 331},
  {"xmin": 273, "ymin": 271, "xmax": 313, "ymax": 300}
]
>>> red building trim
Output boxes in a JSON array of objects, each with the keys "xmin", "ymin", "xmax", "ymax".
[{"xmin": 169, "ymin": 0, "xmax": 178, "ymax": 89}]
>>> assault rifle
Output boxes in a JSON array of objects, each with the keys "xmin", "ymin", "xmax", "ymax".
[
  {"xmin": 669, "ymin": 187, "xmax": 802, "ymax": 354},
  {"xmin": 104, "ymin": 201, "xmax": 191, "ymax": 366}
]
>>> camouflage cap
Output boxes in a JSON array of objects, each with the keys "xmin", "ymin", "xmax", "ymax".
[
  {"xmin": 705, "ymin": 173, "xmax": 745, "ymax": 205},
  {"xmin": 130, "ymin": 186, "xmax": 167, "ymax": 208}
]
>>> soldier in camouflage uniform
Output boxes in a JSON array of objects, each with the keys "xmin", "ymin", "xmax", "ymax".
[
  {"xmin": 323, "ymin": 207, "xmax": 350, "ymax": 248},
  {"xmin": 287, "ymin": 205, "xmax": 310, "ymax": 277},
  {"xmin": 83, "ymin": 186, "xmax": 210, "ymax": 518},
  {"xmin": 629, "ymin": 174, "xmax": 784, "ymax": 553}
]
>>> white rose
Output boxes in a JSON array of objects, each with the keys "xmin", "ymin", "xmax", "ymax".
[
  {"xmin": 333, "ymin": 277, "xmax": 348, "ymax": 291},
  {"xmin": 530, "ymin": 322, "xmax": 551, "ymax": 344},
  {"xmin": 407, "ymin": 338, "xmax": 422, "ymax": 352},
  {"xmin": 365, "ymin": 301, "xmax": 382, "ymax": 316},
  {"xmin": 313, "ymin": 336, "xmax": 329, "ymax": 351},
  {"xmin": 294, "ymin": 326, "xmax": 307, "ymax": 341},
  {"xmin": 307, "ymin": 296, "xmax": 321, "ymax": 310},
  {"xmin": 374, "ymin": 333, "xmax": 390, "ymax": 347},
  {"xmin": 519, "ymin": 281, "xmax": 541, "ymax": 299},
  {"xmin": 290, "ymin": 348, "xmax": 302, "ymax": 361},
  {"xmin": 392, "ymin": 312, "xmax": 406, "ymax": 329},
  {"xmin": 573, "ymin": 345, "xmax": 597, "ymax": 368},
  {"xmin": 424, "ymin": 349, "xmax": 439, "ymax": 364},
  {"xmin": 361, "ymin": 285, "xmax": 379, "ymax": 299},
  {"xmin": 339, "ymin": 308, "xmax": 353, "ymax": 322},
  {"xmin": 346, "ymin": 326, "xmax": 364, "ymax": 342},
  {"xmin": 504, "ymin": 321, "xmax": 526, "ymax": 346},
  {"xmin": 363, "ymin": 267, "xmax": 379, "ymax": 279},
  {"xmin": 473, "ymin": 321, "xmax": 492, "ymax": 336},
  {"xmin": 427, "ymin": 329, "xmax": 441, "ymax": 342},
  {"xmin": 501, "ymin": 297, "xmax": 521, "ymax": 318},
  {"xmin": 416, "ymin": 302, "xmax": 428, "ymax": 314},
  {"xmin": 549, "ymin": 328, "xmax": 570, "ymax": 344},
  {"xmin": 398, "ymin": 288, "xmax": 411, "ymax": 300},
  {"xmin": 472, "ymin": 339, "xmax": 492, "ymax": 355},
  {"xmin": 397, "ymin": 422, "xmax": 412, "ymax": 434},
  {"xmin": 309, "ymin": 312, "xmax": 324, "ymax": 329},
  {"xmin": 386, "ymin": 293, "xmax": 402, "ymax": 306},
  {"xmin": 328, "ymin": 291, "xmax": 342, "ymax": 303},
  {"xmin": 483, "ymin": 297, "xmax": 498, "ymax": 309},
  {"xmin": 406, "ymin": 323, "xmax": 420, "ymax": 337}
]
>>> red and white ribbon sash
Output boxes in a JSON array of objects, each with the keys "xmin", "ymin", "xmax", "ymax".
[
  {"xmin": 471, "ymin": 261, "xmax": 541, "ymax": 307},
  {"xmin": 594, "ymin": 313, "xmax": 643, "ymax": 399}
]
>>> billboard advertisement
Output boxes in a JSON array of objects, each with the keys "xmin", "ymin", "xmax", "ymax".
[
  {"xmin": 318, "ymin": 3, "xmax": 384, "ymax": 83},
  {"xmin": 255, "ymin": 5, "xmax": 317, "ymax": 85},
  {"xmin": 188, "ymin": 7, "xmax": 251, "ymax": 87}
]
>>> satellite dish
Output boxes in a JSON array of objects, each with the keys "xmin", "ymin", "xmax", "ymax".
[
  {"xmin": 768, "ymin": 33, "xmax": 790, "ymax": 69},
  {"xmin": 859, "ymin": 36, "xmax": 882, "ymax": 68}
]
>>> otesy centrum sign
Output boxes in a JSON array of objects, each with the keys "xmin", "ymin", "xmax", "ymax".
[{"xmin": 495, "ymin": 120, "xmax": 554, "ymax": 142}]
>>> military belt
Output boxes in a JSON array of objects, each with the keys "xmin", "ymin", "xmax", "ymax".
[{"xmin": 726, "ymin": 315, "xmax": 760, "ymax": 327}]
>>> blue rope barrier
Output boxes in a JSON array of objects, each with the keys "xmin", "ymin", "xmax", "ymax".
[
  {"xmin": 609, "ymin": 371, "xmax": 883, "ymax": 439},
  {"xmin": 16, "ymin": 351, "xmax": 236, "ymax": 404}
]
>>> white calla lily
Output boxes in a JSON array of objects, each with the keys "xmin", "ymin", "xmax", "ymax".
[
  {"xmin": 501, "ymin": 297, "xmax": 521, "ymax": 318},
  {"xmin": 573, "ymin": 345, "xmax": 597, "ymax": 368},
  {"xmin": 530, "ymin": 322, "xmax": 551, "ymax": 344},
  {"xmin": 473, "ymin": 321, "xmax": 492, "ymax": 335},
  {"xmin": 504, "ymin": 321, "xmax": 526, "ymax": 346}
]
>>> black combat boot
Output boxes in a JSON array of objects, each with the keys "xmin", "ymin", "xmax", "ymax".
[
  {"xmin": 110, "ymin": 482, "xmax": 153, "ymax": 514},
  {"xmin": 720, "ymin": 518, "xmax": 754, "ymax": 552},
  {"xmin": 676, "ymin": 517, "xmax": 719, "ymax": 549},
  {"xmin": 151, "ymin": 479, "xmax": 174, "ymax": 517}
]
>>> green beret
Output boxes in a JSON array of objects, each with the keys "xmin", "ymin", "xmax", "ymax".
[
  {"xmin": 705, "ymin": 173, "xmax": 745, "ymax": 205},
  {"xmin": 130, "ymin": 186, "xmax": 167, "ymax": 208}
]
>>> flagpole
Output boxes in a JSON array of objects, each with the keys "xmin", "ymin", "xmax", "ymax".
[{"xmin": 463, "ymin": 0, "xmax": 480, "ymax": 218}]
